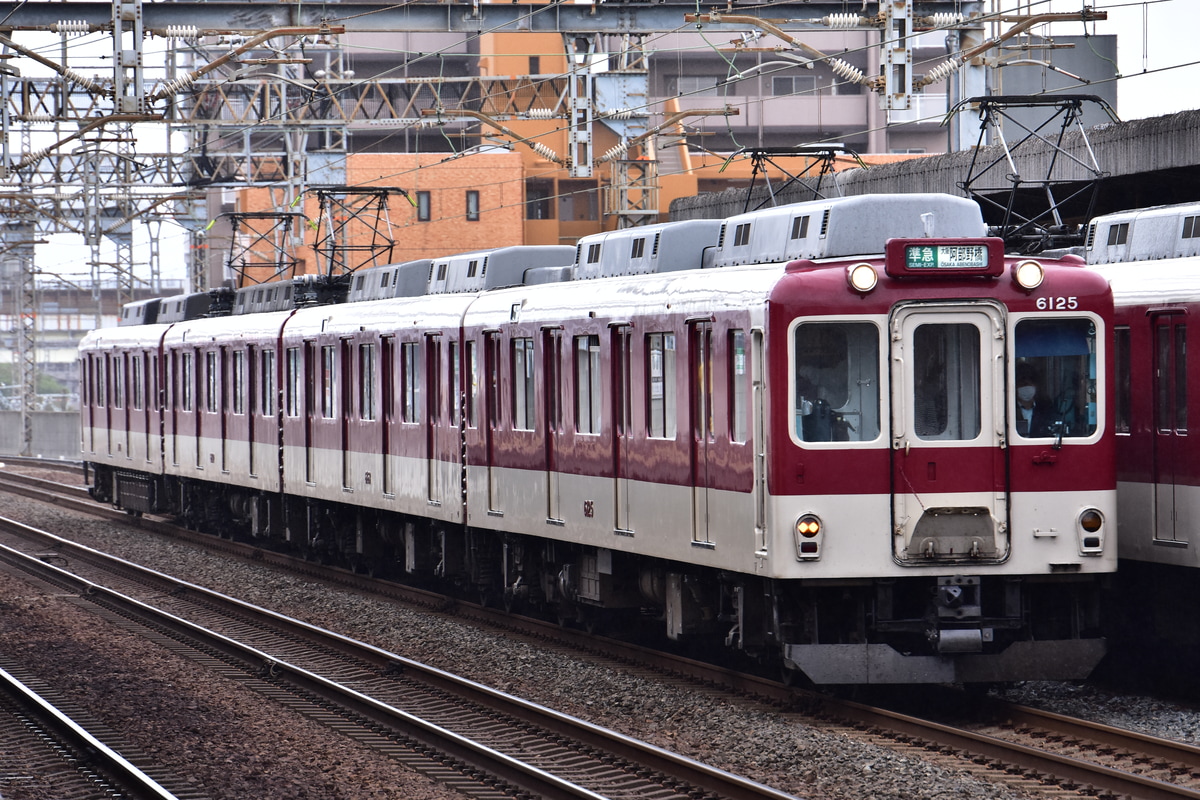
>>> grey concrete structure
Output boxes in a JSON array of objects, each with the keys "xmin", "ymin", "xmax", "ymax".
[
  {"xmin": 0, "ymin": 412, "xmax": 81, "ymax": 461},
  {"xmin": 671, "ymin": 109, "xmax": 1200, "ymax": 224}
]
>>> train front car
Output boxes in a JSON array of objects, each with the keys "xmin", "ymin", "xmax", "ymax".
[{"xmin": 763, "ymin": 222, "xmax": 1115, "ymax": 684}]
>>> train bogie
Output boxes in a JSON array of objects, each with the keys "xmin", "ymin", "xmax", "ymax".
[{"xmin": 80, "ymin": 193, "xmax": 1119, "ymax": 685}]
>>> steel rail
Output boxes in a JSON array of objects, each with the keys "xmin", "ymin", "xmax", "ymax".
[
  {"xmin": 0, "ymin": 665, "xmax": 181, "ymax": 800},
  {"xmin": 0, "ymin": 509, "xmax": 800, "ymax": 800}
]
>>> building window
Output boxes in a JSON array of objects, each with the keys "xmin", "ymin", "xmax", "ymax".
[
  {"xmin": 466, "ymin": 190, "xmax": 480, "ymax": 221},
  {"xmin": 558, "ymin": 179, "xmax": 598, "ymax": 221},
  {"xmin": 526, "ymin": 179, "xmax": 554, "ymax": 220},
  {"xmin": 671, "ymin": 75, "xmax": 720, "ymax": 96},
  {"xmin": 513, "ymin": 337, "xmax": 536, "ymax": 430},
  {"xmin": 416, "ymin": 191, "xmax": 431, "ymax": 222},
  {"xmin": 771, "ymin": 75, "xmax": 818, "ymax": 96}
]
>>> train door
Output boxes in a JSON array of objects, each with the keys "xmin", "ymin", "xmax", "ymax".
[
  {"xmin": 543, "ymin": 328, "xmax": 564, "ymax": 522},
  {"xmin": 380, "ymin": 336, "xmax": 395, "ymax": 496},
  {"xmin": 341, "ymin": 339, "xmax": 353, "ymax": 490},
  {"xmin": 1152, "ymin": 313, "xmax": 1188, "ymax": 543},
  {"xmin": 890, "ymin": 303, "xmax": 1009, "ymax": 563},
  {"xmin": 484, "ymin": 332, "xmax": 502, "ymax": 513},
  {"xmin": 689, "ymin": 320, "xmax": 715, "ymax": 546},
  {"xmin": 613, "ymin": 325, "xmax": 633, "ymax": 534},
  {"xmin": 426, "ymin": 333, "xmax": 444, "ymax": 506},
  {"xmin": 304, "ymin": 341, "xmax": 317, "ymax": 484}
]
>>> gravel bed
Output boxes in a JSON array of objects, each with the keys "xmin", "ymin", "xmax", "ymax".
[{"xmin": 4, "ymin": 483, "xmax": 1187, "ymax": 800}]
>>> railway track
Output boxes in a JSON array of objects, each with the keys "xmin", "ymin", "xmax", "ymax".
[
  {"xmin": 0, "ymin": 660, "xmax": 192, "ymax": 800},
  {"xmin": 3, "ymin": 466, "xmax": 1200, "ymax": 799},
  {"xmin": 0, "ymin": 504, "xmax": 797, "ymax": 800}
]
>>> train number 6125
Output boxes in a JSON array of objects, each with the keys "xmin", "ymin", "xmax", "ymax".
[{"xmin": 1036, "ymin": 296, "xmax": 1078, "ymax": 310}]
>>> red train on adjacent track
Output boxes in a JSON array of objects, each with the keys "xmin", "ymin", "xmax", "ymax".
[{"xmin": 80, "ymin": 193, "xmax": 1116, "ymax": 685}]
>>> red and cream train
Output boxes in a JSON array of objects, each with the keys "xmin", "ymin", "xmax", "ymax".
[{"xmin": 80, "ymin": 193, "xmax": 1116, "ymax": 685}]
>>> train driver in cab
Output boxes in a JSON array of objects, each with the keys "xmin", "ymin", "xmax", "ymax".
[{"xmin": 1014, "ymin": 363, "xmax": 1057, "ymax": 438}]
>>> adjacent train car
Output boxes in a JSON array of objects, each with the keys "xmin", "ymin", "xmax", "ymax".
[
  {"xmin": 1087, "ymin": 202, "xmax": 1200, "ymax": 653},
  {"xmin": 80, "ymin": 193, "xmax": 1117, "ymax": 685}
]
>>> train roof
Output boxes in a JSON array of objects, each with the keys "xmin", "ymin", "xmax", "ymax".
[
  {"xmin": 1085, "ymin": 201, "xmax": 1200, "ymax": 264},
  {"xmin": 1092, "ymin": 257, "xmax": 1200, "ymax": 306},
  {"xmin": 108, "ymin": 193, "xmax": 991, "ymax": 327},
  {"xmin": 428, "ymin": 245, "xmax": 577, "ymax": 294},
  {"xmin": 710, "ymin": 193, "xmax": 987, "ymax": 267}
]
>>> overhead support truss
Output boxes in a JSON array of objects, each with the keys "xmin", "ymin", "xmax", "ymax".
[{"xmin": 953, "ymin": 94, "xmax": 1116, "ymax": 253}]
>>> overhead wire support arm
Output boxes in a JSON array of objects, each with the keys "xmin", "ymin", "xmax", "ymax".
[
  {"xmin": 150, "ymin": 24, "xmax": 345, "ymax": 102},
  {"xmin": 420, "ymin": 108, "xmax": 568, "ymax": 166}
]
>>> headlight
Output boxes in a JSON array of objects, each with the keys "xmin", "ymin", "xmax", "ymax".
[
  {"xmin": 794, "ymin": 514, "xmax": 823, "ymax": 560},
  {"xmin": 1014, "ymin": 260, "xmax": 1045, "ymax": 290},
  {"xmin": 796, "ymin": 515, "xmax": 821, "ymax": 537},
  {"xmin": 847, "ymin": 263, "xmax": 878, "ymax": 293},
  {"xmin": 1078, "ymin": 508, "xmax": 1104, "ymax": 553}
]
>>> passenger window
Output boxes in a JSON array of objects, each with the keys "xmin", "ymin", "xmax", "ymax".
[
  {"xmin": 1114, "ymin": 327, "xmax": 1130, "ymax": 434},
  {"xmin": 647, "ymin": 332, "xmax": 677, "ymax": 439},
  {"xmin": 360, "ymin": 344, "xmax": 377, "ymax": 421},
  {"xmin": 513, "ymin": 337, "xmax": 535, "ymax": 430},
  {"xmin": 401, "ymin": 342, "xmax": 420, "ymax": 423},
  {"xmin": 575, "ymin": 335, "xmax": 601, "ymax": 434},
  {"xmin": 730, "ymin": 329, "xmax": 747, "ymax": 443},
  {"xmin": 793, "ymin": 322, "xmax": 880, "ymax": 443},
  {"xmin": 180, "ymin": 352, "xmax": 193, "ymax": 412},
  {"xmin": 285, "ymin": 348, "xmax": 300, "ymax": 417},
  {"xmin": 261, "ymin": 351, "xmax": 276, "ymax": 417}
]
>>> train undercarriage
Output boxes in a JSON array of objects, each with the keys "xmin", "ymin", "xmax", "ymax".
[{"xmin": 87, "ymin": 463, "xmax": 1106, "ymax": 685}]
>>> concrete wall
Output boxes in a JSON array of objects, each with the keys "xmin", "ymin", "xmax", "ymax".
[
  {"xmin": 0, "ymin": 412, "xmax": 81, "ymax": 461},
  {"xmin": 670, "ymin": 109, "xmax": 1200, "ymax": 221}
]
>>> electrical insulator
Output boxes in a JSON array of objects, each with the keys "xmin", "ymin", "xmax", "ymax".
[
  {"xmin": 823, "ymin": 14, "xmax": 862, "ymax": 29},
  {"xmin": 52, "ymin": 20, "xmax": 91, "ymax": 36},
  {"xmin": 829, "ymin": 58, "xmax": 867, "ymax": 85}
]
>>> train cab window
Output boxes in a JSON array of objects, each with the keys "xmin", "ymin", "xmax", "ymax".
[
  {"xmin": 360, "ymin": 344, "xmax": 377, "ymax": 421},
  {"xmin": 647, "ymin": 332, "xmax": 677, "ymax": 439},
  {"xmin": 401, "ymin": 342, "xmax": 420, "ymax": 423},
  {"xmin": 1114, "ymin": 327, "xmax": 1130, "ymax": 434},
  {"xmin": 513, "ymin": 338, "xmax": 536, "ymax": 430},
  {"xmin": 1014, "ymin": 318, "xmax": 1098, "ymax": 439},
  {"xmin": 575, "ymin": 334, "xmax": 602, "ymax": 434},
  {"xmin": 730, "ymin": 329, "xmax": 748, "ymax": 443},
  {"xmin": 794, "ymin": 322, "xmax": 880, "ymax": 443}
]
